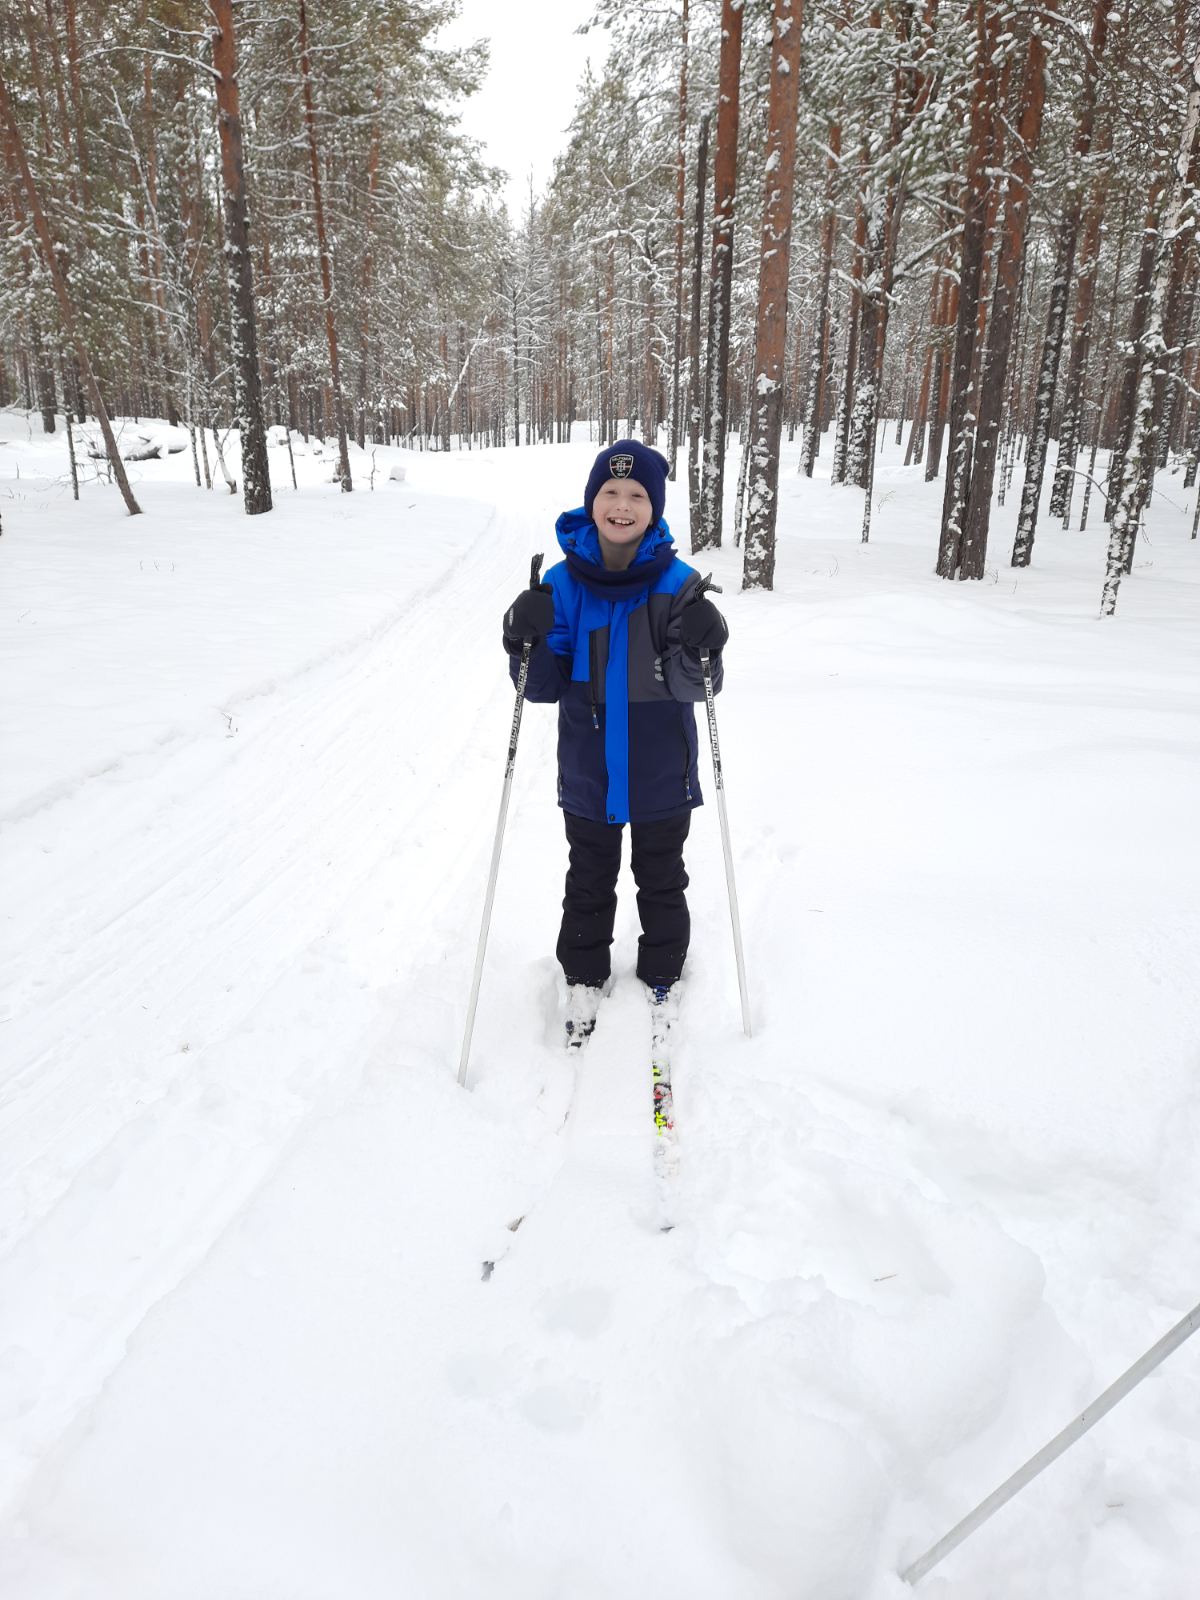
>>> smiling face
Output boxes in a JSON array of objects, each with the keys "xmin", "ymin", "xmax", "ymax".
[{"xmin": 592, "ymin": 478, "xmax": 653, "ymax": 569}]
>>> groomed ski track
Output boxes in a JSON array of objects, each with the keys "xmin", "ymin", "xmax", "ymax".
[
  {"xmin": 3, "ymin": 432, "xmax": 1200, "ymax": 1598},
  {"xmin": 0, "ymin": 451, "xmax": 762, "ymax": 1597}
]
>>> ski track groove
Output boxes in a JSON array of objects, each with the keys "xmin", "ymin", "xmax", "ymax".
[
  {"xmin": 1, "ymin": 503, "xmax": 503, "ymax": 1172},
  {"xmin": 0, "ymin": 497, "xmax": 556, "ymax": 1517}
]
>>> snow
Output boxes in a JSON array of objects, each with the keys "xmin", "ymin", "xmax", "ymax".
[{"xmin": 2, "ymin": 409, "xmax": 1199, "ymax": 1598}]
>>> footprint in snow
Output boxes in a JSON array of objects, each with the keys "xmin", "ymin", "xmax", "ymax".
[
  {"xmin": 518, "ymin": 1382, "xmax": 593, "ymax": 1433},
  {"xmin": 537, "ymin": 1285, "xmax": 613, "ymax": 1339}
]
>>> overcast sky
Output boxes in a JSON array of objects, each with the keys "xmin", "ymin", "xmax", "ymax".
[{"xmin": 435, "ymin": 1, "xmax": 609, "ymax": 217}]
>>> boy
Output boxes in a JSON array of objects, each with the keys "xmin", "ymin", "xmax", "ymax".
[{"xmin": 501, "ymin": 439, "xmax": 728, "ymax": 1048}]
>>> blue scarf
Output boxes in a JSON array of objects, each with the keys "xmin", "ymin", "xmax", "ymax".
[{"xmin": 555, "ymin": 507, "xmax": 677, "ymax": 598}]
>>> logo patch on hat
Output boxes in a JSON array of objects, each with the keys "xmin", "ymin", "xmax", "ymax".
[{"xmin": 609, "ymin": 453, "xmax": 634, "ymax": 478}]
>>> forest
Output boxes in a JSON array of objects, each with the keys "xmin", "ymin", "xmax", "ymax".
[{"xmin": 1, "ymin": 0, "xmax": 1198, "ymax": 615}]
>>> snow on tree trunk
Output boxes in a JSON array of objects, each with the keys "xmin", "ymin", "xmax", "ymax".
[
  {"xmin": 669, "ymin": 0, "xmax": 689, "ymax": 479},
  {"xmin": 0, "ymin": 62, "xmax": 140, "ymax": 515},
  {"xmin": 800, "ymin": 122, "xmax": 840, "ymax": 479},
  {"xmin": 906, "ymin": 258, "xmax": 945, "ymax": 468},
  {"xmin": 210, "ymin": 0, "xmax": 272, "ymax": 517},
  {"xmin": 1157, "ymin": 276, "xmax": 1197, "ymax": 470},
  {"xmin": 687, "ymin": 113, "xmax": 710, "ymax": 531},
  {"xmin": 1149, "ymin": 135, "xmax": 1200, "ymax": 476},
  {"xmin": 1048, "ymin": 144, "xmax": 1111, "ymax": 520},
  {"xmin": 297, "ymin": 0, "xmax": 351, "ymax": 492},
  {"xmin": 959, "ymin": 18, "xmax": 1048, "ymax": 581},
  {"xmin": 844, "ymin": 192, "xmax": 887, "ymax": 493},
  {"xmin": 1012, "ymin": 0, "xmax": 1107, "ymax": 565},
  {"xmin": 845, "ymin": 7, "xmax": 924, "ymax": 502},
  {"xmin": 936, "ymin": 0, "xmax": 999, "ymax": 578},
  {"xmin": 743, "ymin": 0, "xmax": 804, "ymax": 593},
  {"xmin": 925, "ymin": 260, "xmax": 957, "ymax": 482},
  {"xmin": 695, "ymin": 0, "xmax": 743, "ymax": 552},
  {"xmin": 1105, "ymin": 181, "xmax": 1168, "ymax": 526},
  {"xmin": 0, "ymin": 119, "xmax": 58, "ymax": 433},
  {"xmin": 1102, "ymin": 44, "xmax": 1200, "ymax": 616},
  {"xmin": 831, "ymin": 181, "xmax": 867, "ymax": 486}
]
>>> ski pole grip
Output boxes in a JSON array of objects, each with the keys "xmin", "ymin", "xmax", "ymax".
[
  {"xmin": 530, "ymin": 553, "xmax": 544, "ymax": 589},
  {"xmin": 696, "ymin": 572, "xmax": 723, "ymax": 597}
]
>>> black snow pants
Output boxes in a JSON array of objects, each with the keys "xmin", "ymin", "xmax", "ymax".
[{"xmin": 556, "ymin": 809, "xmax": 692, "ymax": 989}]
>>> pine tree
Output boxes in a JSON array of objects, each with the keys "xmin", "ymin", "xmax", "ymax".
[
  {"xmin": 743, "ymin": 0, "xmax": 804, "ymax": 591},
  {"xmin": 209, "ymin": 0, "xmax": 272, "ymax": 515}
]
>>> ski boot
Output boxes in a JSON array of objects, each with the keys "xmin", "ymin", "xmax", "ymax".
[{"xmin": 564, "ymin": 978, "xmax": 606, "ymax": 1051}]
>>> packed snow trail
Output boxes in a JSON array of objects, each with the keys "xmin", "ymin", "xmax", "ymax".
[
  {"xmin": 3, "ymin": 419, "xmax": 1200, "ymax": 1597},
  {"xmin": 0, "ymin": 457, "xmax": 567, "ymax": 1526}
]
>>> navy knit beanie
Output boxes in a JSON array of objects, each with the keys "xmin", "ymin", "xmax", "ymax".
[{"xmin": 584, "ymin": 439, "xmax": 671, "ymax": 529}]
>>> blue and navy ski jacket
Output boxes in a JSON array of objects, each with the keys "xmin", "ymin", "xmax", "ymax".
[{"xmin": 507, "ymin": 509, "xmax": 725, "ymax": 826}]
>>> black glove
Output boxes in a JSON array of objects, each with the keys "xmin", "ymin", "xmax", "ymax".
[
  {"xmin": 503, "ymin": 584, "xmax": 555, "ymax": 648},
  {"xmin": 679, "ymin": 596, "xmax": 728, "ymax": 654}
]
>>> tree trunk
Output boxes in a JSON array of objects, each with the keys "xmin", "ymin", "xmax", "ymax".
[
  {"xmin": 687, "ymin": 112, "xmax": 710, "ymax": 532},
  {"xmin": 847, "ymin": 0, "xmax": 930, "ymax": 500},
  {"xmin": 936, "ymin": 0, "xmax": 1000, "ymax": 576},
  {"xmin": 800, "ymin": 121, "xmax": 841, "ymax": 477},
  {"xmin": 1103, "ymin": 45, "xmax": 1200, "ymax": 615},
  {"xmin": 62, "ymin": 0, "xmax": 89, "ymax": 207},
  {"xmin": 1149, "ymin": 133, "xmax": 1200, "ymax": 474},
  {"xmin": 210, "ymin": 0, "xmax": 272, "ymax": 515},
  {"xmin": 1048, "ymin": 141, "xmax": 1111, "ymax": 519},
  {"xmin": 641, "ymin": 232, "xmax": 658, "ymax": 445},
  {"xmin": 1106, "ymin": 179, "xmax": 1168, "ymax": 520},
  {"xmin": 743, "ymin": 0, "xmax": 804, "ymax": 592},
  {"xmin": 669, "ymin": 0, "xmax": 689, "ymax": 477},
  {"xmin": 511, "ymin": 282, "xmax": 520, "ymax": 446},
  {"xmin": 695, "ymin": 0, "xmax": 743, "ymax": 551},
  {"xmin": 297, "ymin": 0, "xmax": 351, "ymax": 490},
  {"xmin": 1011, "ymin": 0, "xmax": 1107, "ymax": 564},
  {"xmin": 925, "ymin": 256, "xmax": 957, "ymax": 481},
  {"xmin": 0, "ymin": 62, "xmax": 140, "ymax": 513},
  {"xmin": 959, "ymin": 18, "xmax": 1048, "ymax": 580},
  {"xmin": 831, "ymin": 179, "xmax": 867, "ymax": 485}
]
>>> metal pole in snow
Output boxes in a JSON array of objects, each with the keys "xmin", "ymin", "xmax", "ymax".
[
  {"xmin": 458, "ymin": 556, "xmax": 543, "ymax": 1088},
  {"xmin": 699, "ymin": 643, "xmax": 751, "ymax": 1038},
  {"xmin": 901, "ymin": 1298, "xmax": 1200, "ymax": 1587}
]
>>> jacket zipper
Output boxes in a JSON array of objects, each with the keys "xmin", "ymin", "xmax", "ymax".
[
  {"xmin": 589, "ymin": 629, "xmax": 601, "ymax": 730},
  {"xmin": 679, "ymin": 710, "xmax": 693, "ymax": 802}
]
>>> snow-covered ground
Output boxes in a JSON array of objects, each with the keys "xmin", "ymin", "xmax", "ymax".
[{"xmin": 2, "ymin": 408, "xmax": 1198, "ymax": 1599}]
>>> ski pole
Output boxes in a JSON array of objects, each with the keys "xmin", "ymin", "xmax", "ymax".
[
  {"xmin": 695, "ymin": 579, "xmax": 751, "ymax": 1037},
  {"xmin": 901, "ymin": 1295, "xmax": 1200, "ymax": 1586},
  {"xmin": 458, "ymin": 554, "xmax": 544, "ymax": 1088}
]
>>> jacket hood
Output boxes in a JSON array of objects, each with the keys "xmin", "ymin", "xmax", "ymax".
[{"xmin": 555, "ymin": 507, "xmax": 676, "ymax": 598}]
